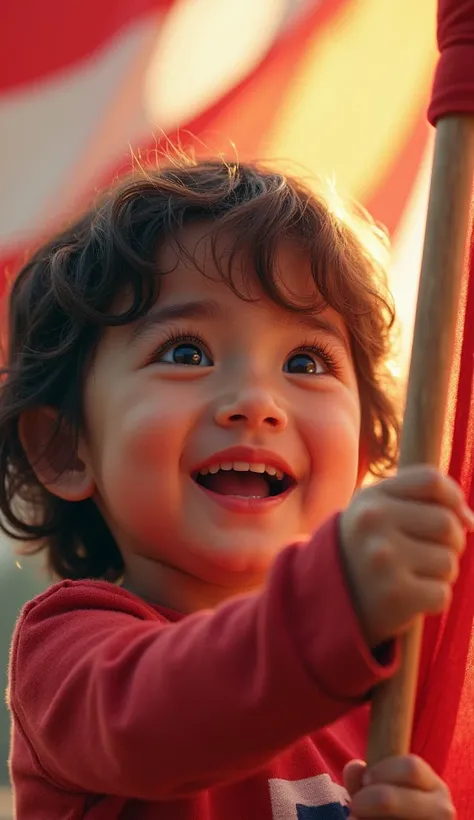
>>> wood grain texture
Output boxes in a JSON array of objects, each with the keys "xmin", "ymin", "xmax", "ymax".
[{"xmin": 367, "ymin": 115, "xmax": 474, "ymax": 765}]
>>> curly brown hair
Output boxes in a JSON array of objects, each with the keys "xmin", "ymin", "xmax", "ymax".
[{"xmin": 0, "ymin": 158, "xmax": 400, "ymax": 580}]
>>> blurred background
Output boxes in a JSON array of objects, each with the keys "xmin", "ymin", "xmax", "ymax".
[{"xmin": 0, "ymin": 0, "xmax": 437, "ymax": 814}]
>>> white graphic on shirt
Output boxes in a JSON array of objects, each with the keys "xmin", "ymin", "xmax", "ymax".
[{"xmin": 269, "ymin": 774, "xmax": 350, "ymax": 819}]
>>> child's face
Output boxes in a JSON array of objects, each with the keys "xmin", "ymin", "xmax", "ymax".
[{"xmin": 81, "ymin": 224, "xmax": 361, "ymax": 603}]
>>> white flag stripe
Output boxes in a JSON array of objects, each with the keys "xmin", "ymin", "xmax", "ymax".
[{"xmin": 0, "ymin": 14, "xmax": 158, "ymax": 248}]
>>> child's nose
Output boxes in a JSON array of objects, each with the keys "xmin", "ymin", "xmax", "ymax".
[{"xmin": 214, "ymin": 388, "xmax": 288, "ymax": 431}]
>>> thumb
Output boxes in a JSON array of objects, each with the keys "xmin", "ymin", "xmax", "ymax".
[{"xmin": 343, "ymin": 759, "xmax": 367, "ymax": 797}]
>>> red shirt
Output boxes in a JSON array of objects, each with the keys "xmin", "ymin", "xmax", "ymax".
[{"xmin": 8, "ymin": 515, "xmax": 398, "ymax": 818}]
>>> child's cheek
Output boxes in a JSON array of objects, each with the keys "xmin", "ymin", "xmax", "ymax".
[
  {"xmin": 302, "ymin": 398, "xmax": 360, "ymax": 509},
  {"xmin": 93, "ymin": 391, "xmax": 192, "ymax": 529}
]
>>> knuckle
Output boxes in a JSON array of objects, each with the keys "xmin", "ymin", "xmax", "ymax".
[
  {"xmin": 430, "ymin": 549, "xmax": 458, "ymax": 582},
  {"xmin": 437, "ymin": 510, "xmax": 457, "ymax": 541},
  {"xmin": 429, "ymin": 582, "xmax": 452, "ymax": 614},
  {"xmin": 437, "ymin": 511, "xmax": 464, "ymax": 551},
  {"xmin": 370, "ymin": 784, "xmax": 397, "ymax": 814},
  {"xmin": 444, "ymin": 551, "xmax": 459, "ymax": 582},
  {"xmin": 383, "ymin": 578, "xmax": 407, "ymax": 612},
  {"xmin": 440, "ymin": 583, "xmax": 453, "ymax": 610},
  {"xmin": 451, "ymin": 520, "xmax": 465, "ymax": 553},
  {"xmin": 402, "ymin": 754, "xmax": 423, "ymax": 783},
  {"xmin": 438, "ymin": 796, "xmax": 456, "ymax": 820},
  {"xmin": 419, "ymin": 464, "xmax": 444, "ymax": 491},
  {"xmin": 354, "ymin": 496, "xmax": 385, "ymax": 533},
  {"xmin": 368, "ymin": 537, "xmax": 395, "ymax": 573}
]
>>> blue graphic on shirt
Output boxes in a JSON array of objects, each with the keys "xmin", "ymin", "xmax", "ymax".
[
  {"xmin": 269, "ymin": 773, "xmax": 351, "ymax": 819},
  {"xmin": 296, "ymin": 803, "xmax": 350, "ymax": 819}
]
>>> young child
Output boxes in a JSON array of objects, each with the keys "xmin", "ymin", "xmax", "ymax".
[{"xmin": 2, "ymin": 159, "xmax": 469, "ymax": 819}]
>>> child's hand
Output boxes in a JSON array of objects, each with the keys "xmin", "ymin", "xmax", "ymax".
[
  {"xmin": 343, "ymin": 755, "xmax": 455, "ymax": 818},
  {"xmin": 339, "ymin": 465, "xmax": 474, "ymax": 647}
]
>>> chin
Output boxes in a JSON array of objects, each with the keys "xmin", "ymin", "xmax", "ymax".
[{"xmin": 192, "ymin": 529, "xmax": 294, "ymax": 576}]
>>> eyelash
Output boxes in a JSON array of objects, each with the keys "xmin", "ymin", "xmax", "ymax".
[
  {"xmin": 149, "ymin": 330, "xmax": 212, "ymax": 364},
  {"xmin": 149, "ymin": 329, "xmax": 343, "ymax": 375},
  {"xmin": 287, "ymin": 338, "xmax": 343, "ymax": 377}
]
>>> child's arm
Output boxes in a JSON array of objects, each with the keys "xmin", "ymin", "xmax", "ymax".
[{"xmin": 9, "ymin": 516, "xmax": 395, "ymax": 801}]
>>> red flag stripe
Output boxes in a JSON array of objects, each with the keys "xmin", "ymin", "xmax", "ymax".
[{"xmin": 0, "ymin": 0, "xmax": 170, "ymax": 93}]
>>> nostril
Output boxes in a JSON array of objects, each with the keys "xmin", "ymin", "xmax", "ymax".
[
  {"xmin": 266, "ymin": 417, "xmax": 280, "ymax": 428},
  {"xmin": 228, "ymin": 413, "xmax": 281, "ymax": 427}
]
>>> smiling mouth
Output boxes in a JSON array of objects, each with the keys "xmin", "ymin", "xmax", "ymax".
[{"xmin": 193, "ymin": 463, "xmax": 296, "ymax": 499}]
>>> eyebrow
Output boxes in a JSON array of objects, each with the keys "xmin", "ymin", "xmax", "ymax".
[
  {"xmin": 275, "ymin": 310, "xmax": 350, "ymax": 351},
  {"xmin": 131, "ymin": 299, "xmax": 224, "ymax": 341},
  {"xmin": 131, "ymin": 297, "xmax": 350, "ymax": 351}
]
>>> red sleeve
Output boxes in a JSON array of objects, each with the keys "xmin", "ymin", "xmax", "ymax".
[
  {"xmin": 9, "ymin": 515, "xmax": 398, "ymax": 801},
  {"xmin": 427, "ymin": 0, "xmax": 474, "ymax": 125}
]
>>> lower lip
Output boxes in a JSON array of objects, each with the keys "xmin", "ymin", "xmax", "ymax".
[{"xmin": 194, "ymin": 483, "xmax": 295, "ymax": 513}]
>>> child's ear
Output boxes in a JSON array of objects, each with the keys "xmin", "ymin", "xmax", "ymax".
[{"xmin": 18, "ymin": 406, "xmax": 95, "ymax": 501}]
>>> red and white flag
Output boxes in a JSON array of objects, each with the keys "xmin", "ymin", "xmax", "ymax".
[{"xmin": 0, "ymin": 0, "xmax": 472, "ymax": 812}]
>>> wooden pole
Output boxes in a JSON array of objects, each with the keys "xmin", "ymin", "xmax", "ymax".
[{"xmin": 367, "ymin": 116, "xmax": 474, "ymax": 764}]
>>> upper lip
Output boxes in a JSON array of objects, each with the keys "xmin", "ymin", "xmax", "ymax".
[{"xmin": 191, "ymin": 446, "xmax": 297, "ymax": 479}]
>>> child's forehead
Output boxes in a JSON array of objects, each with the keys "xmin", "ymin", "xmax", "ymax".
[
  {"xmin": 111, "ymin": 223, "xmax": 349, "ymax": 347},
  {"xmin": 111, "ymin": 221, "xmax": 350, "ymax": 345},
  {"xmin": 157, "ymin": 221, "xmax": 324, "ymax": 308}
]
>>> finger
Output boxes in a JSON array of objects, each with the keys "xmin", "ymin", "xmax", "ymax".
[
  {"xmin": 350, "ymin": 784, "xmax": 454, "ymax": 819},
  {"xmin": 403, "ymin": 577, "xmax": 453, "ymax": 618},
  {"xmin": 407, "ymin": 542, "xmax": 460, "ymax": 582},
  {"xmin": 343, "ymin": 759, "xmax": 367, "ymax": 797},
  {"xmin": 381, "ymin": 466, "xmax": 474, "ymax": 530},
  {"xmin": 366, "ymin": 535, "xmax": 460, "ymax": 585},
  {"xmin": 375, "ymin": 575, "xmax": 453, "ymax": 628},
  {"xmin": 363, "ymin": 755, "xmax": 443, "ymax": 791},
  {"xmin": 388, "ymin": 500, "xmax": 466, "ymax": 553}
]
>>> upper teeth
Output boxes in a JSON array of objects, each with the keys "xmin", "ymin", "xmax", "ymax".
[{"xmin": 198, "ymin": 461, "xmax": 285, "ymax": 480}]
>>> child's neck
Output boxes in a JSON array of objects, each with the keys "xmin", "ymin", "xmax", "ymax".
[{"xmin": 121, "ymin": 556, "xmax": 265, "ymax": 614}]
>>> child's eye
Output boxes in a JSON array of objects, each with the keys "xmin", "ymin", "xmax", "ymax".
[
  {"xmin": 284, "ymin": 348, "xmax": 335, "ymax": 375},
  {"xmin": 158, "ymin": 341, "xmax": 213, "ymax": 367}
]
